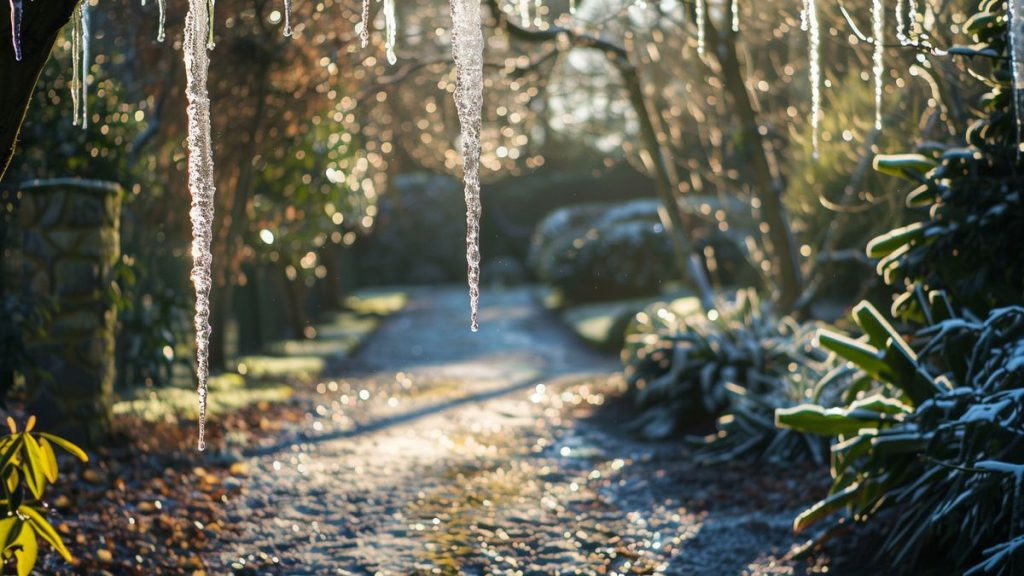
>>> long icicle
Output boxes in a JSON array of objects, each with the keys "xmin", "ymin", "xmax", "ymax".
[
  {"xmin": 157, "ymin": 0, "xmax": 167, "ymax": 42},
  {"xmin": 8, "ymin": 0, "xmax": 23, "ymax": 61},
  {"xmin": 183, "ymin": 0, "xmax": 217, "ymax": 451},
  {"xmin": 519, "ymin": 0, "xmax": 530, "ymax": 27},
  {"xmin": 872, "ymin": 0, "xmax": 884, "ymax": 130},
  {"xmin": 1011, "ymin": 0, "xmax": 1024, "ymax": 152},
  {"xmin": 448, "ymin": 0, "xmax": 483, "ymax": 331},
  {"xmin": 803, "ymin": 0, "xmax": 820, "ymax": 158},
  {"xmin": 696, "ymin": 0, "xmax": 706, "ymax": 55},
  {"xmin": 895, "ymin": 0, "xmax": 905, "ymax": 44},
  {"xmin": 360, "ymin": 0, "xmax": 370, "ymax": 47},
  {"xmin": 533, "ymin": 0, "xmax": 542, "ymax": 27},
  {"xmin": 283, "ymin": 0, "xmax": 293, "ymax": 37},
  {"xmin": 71, "ymin": 13, "xmax": 81, "ymax": 127},
  {"xmin": 731, "ymin": 0, "xmax": 739, "ymax": 33},
  {"xmin": 383, "ymin": 0, "xmax": 397, "ymax": 64},
  {"xmin": 907, "ymin": 0, "xmax": 918, "ymax": 43},
  {"xmin": 80, "ymin": 2, "xmax": 91, "ymax": 130},
  {"xmin": 208, "ymin": 0, "xmax": 217, "ymax": 48}
]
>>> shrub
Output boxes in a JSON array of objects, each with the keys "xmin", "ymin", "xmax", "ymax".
[
  {"xmin": 777, "ymin": 298, "xmax": 1024, "ymax": 573},
  {"xmin": 529, "ymin": 199, "xmax": 756, "ymax": 303},
  {"xmin": 621, "ymin": 290, "xmax": 836, "ymax": 464},
  {"xmin": 0, "ymin": 416, "xmax": 87, "ymax": 575}
]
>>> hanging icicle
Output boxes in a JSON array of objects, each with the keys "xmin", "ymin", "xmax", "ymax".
[
  {"xmin": 283, "ymin": 0, "xmax": 293, "ymax": 37},
  {"xmin": 802, "ymin": 0, "xmax": 820, "ymax": 158},
  {"xmin": 157, "ymin": 0, "xmax": 167, "ymax": 42},
  {"xmin": 895, "ymin": 0, "xmax": 906, "ymax": 44},
  {"xmin": 80, "ymin": 2, "xmax": 91, "ymax": 130},
  {"xmin": 447, "ymin": 0, "xmax": 484, "ymax": 332},
  {"xmin": 569, "ymin": 0, "xmax": 576, "ymax": 15},
  {"xmin": 71, "ymin": 14, "xmax": 81, "ymax": 127},
  {"xmin": 383, "ymin": 0, "xmax": 397, "ymax": 64},
  {"xmin": 696, "ymin": 0, "xmax": 706, "ymax": 55},
  {"xmin": 731, "ymin": 0, "xmax": 739, "ymax": 33},
  {"xmin": 907, "ymin": 0, "xmax": 919, "ymax": 43},
  {"xmin": 359, "ymin": 0, "xmax": 370, "ymax": 47},
  {"xmin": 183, "ymin": 0, "xmax": 217, "ymax": 452},
  {"xmin": 1011, "ymin": 0, "xmax": 1024, "ymax": 152},
  {"xmin": 208, "ymin": 0, "xmax": 217, "ymax": 48},
  {"xmin": 872, "ymin": 0, "xmax": 884, "ymax": 130},
  {"xmin": 533, "ymin": 0, "xmax": 542, "ymax": 27},
  {"xmin": 8, "ymin": 0, "xmax": 23, "ymax": 61},
  {"xmin": 519, "ymin": 0, "xmax": 530, "ymax": 27}
]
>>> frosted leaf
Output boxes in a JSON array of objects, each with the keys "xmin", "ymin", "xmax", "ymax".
[
  {"xmin": 80, "ymin": 2, "xmax": 91, "ymax": 130},
  {"xmin": 695, "ymin": 0, "xmax": 705, "ymax": 55},
  {"xmin": 383, "ymin": 0, "xmax": 397, "ymax": 64},
  {"xmin": 872, "ymin": 0, "xmax": 884, "ymax": 130},
  {"xmin": 157, "ymin": 0, "xmax": 167, "ymax": 42},
  {"xmin": 731, "ymin": 0, "xmax": 739, "ymax": 33},
  {"xmin": 1011, "ymin": 0, "xmax": 1024, "ymax": 151},
  {"xmin": 448, "ymin": 0, "xmax": 483, "ymax": 331},
  {"xmin": 283, "ymin": 0, "xmax": 293, "ymax": 37},
  {"xmin": 519, "ymin": 0, "xmax": 530, "ymax": 27},
  {"xmin": 8, "ymin": 0, "xmax": 23, "ymax": 61},
  {"xmin": 359, "ymin": 0, "xmax": 370, "ymax": 47},
  {"xmin": 803, "ymin": 0, "xmax": 820, "ymax": 158},
  {"xmin": 183, "ymin": 0, "xmax": 217, "ymax": 451}
]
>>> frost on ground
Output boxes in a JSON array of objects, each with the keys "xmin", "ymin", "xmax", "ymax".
[
  {"xmin": 183, "ymin": 0, "xmax": 217, "ymax": 451},
  {"xmin": 448, "ymin": 0, "xmax": 484, "ymax": 332}
]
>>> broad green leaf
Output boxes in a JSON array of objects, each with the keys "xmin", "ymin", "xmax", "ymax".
[
  {"xmin": 38, "ymin": 434, "xmax": 88, "ymax": 463},
  {"xmin": 12, "ymin": 522, "xmax": 37, "ymax": 576},
  {"xmin": 36, "ymin": 439, "xmax": 58, "ymax": 484},
  {"xmin": 794, "ymin": 482, "xmax": 862, "ymax": 534},
  {"xmin": 866, "ymin": 223, "xmax": 925, "ymax": 259},
  {"xmin": 21, "ymin": 435, "xmax": 48, "ymax": 498},
  {"xmin": 20, "ymin": 507, "xmax": 73, "ymax": 562},
  {"xmin": 817, "ymin": 330, "xmax": 887, "ymax": 377},
  {"xmin": 872, "ymin": 154, "xmax": 936, "ymax": 180},
  {"xmin": 0, "ymin": 436, "xmax": 24, "ymax": 476},
  {"xmin": 0, "ymin": 517, "xmax": 17, "ymax": 552}
]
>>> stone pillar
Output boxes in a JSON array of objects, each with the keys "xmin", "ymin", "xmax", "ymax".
[{"xmin": 18, "ymin": 178, "xmax": 121, "ymax": 446}]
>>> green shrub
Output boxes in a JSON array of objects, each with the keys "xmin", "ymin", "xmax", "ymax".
[
  {"xmin": 0, "ymin": 416, "xmax": 87, "ymax": 575},
  {"xmin": 777, "ymin": 298, "xmax": 1024, "ymax": 573},
  {"xmin": 529, "ymin": 200, "xmax": 755, "ymax": 303},
  {"xmin": 621, "ymin": 290, "xmax": 835, "ymax": 463}
]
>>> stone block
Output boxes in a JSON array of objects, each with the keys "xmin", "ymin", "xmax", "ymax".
[{"xmin": 54, "ymin": 259, "xmax": 101, "ymax": 298}]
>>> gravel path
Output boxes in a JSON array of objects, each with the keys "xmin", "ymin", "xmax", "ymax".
[{"xmin": 209, "ymin": 287, "xmax": 830, "ymax": 575}]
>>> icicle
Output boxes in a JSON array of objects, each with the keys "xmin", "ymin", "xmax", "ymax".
[
  {"xmin": 696, "ymin": 0, "xmax": 705, "ymax": 55},
  {"xmin": 383, "ymin": 0, "xmax": 397, "ymax": 64},
  {"xmin": 533, "ymin": 0, "xmax": 542, "ymax": 27},
  {"xmin": 907, "ymin": 0, "xmax": 918, "ymax": 43},
  {"xmin": 359, "ymin": 0, "xmax": 370, "ymax": 47},
  {"xmin": 872, "ymin": 0, "xmax": 884, "ymax": 130},
  {"xmin": 519, "ymin": 0, "xmax": 529, "ymax": 27},
  {"xmin": 731, "ymin": 0, "xmax": 739, "ymax": 33},
  {"xmin": 447, "ymin": 0, "xmax": 483, "ymax": 332},
  {"xmin": 80, "ymin": 2, "xmax": 90, "ymax": 130},
  {"xmin": 803, "ymin": 0, "xmax": 820, "ymax": 158},
  {"xmin": 208, "ymin": 0, "xmax": 217, "ymax": 48},
  {"xmin": 8, "ymin": 0, "xmax": 23, "ymax": 61},
  {"xmin": 183, "ymin": 0, "xmax": 217, "ymax": 452},
  {"xmin": 895, "ymin": 0, "xmax": 905, "ymax": 44},
  {"xmin": 569, "ymin": 0, "xmax": 575, "ymax": 15},
  {"xmin": 71, "ymin": 14, "xmax": 81, "ymax": 127},
  {"xmin": 283, "ymin": 0, "xmax": 293, "ymax": 37},
  {"xmin": 1011, "ymin": 0, "xmax": 1024, "ymax": 152},
  {"xmin": 157, "ymin": 0, "xmax": 167, "ymax": 42}
]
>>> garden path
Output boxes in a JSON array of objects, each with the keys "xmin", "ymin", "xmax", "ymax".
[{"xmin": 209, "ymin": 286, "xmax": 824, "ymax": 575}]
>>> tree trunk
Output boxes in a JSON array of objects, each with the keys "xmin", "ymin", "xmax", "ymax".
[
  {"xmin": 703, "ymin": 20, "xmax": 804, "ymax": 311},
  {"xmin": 0, "ymin": 0, "xmax": 79, "ymax": 181}
]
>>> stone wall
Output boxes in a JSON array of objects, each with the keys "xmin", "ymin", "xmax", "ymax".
[{"xmin": 17, "ymin": 178, "xmax": 121, "ymax": 445}]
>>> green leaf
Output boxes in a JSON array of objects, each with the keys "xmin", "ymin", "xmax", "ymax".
[
  {"xmin": 38, "ymin": 434, "xmax": 88, "ymax": 463},
  {"xmin": 0, "ymin": 517, "xmax": 17, "ymax": 552},
  {"xmin": 873, "ymin": 154, "xmax": 936, "ymax": 180},
  {"xmin": 36, "ymin": 439, "xmax": 58, "ymax": 484},
  {"xmin": 20, "ymin": 435, "xmax": 47, "ymax": 498},
  {"xmin": 794, "ymin": 482, "xmax": 863, "ymax": 534},
  {"xmin": 776, "ymin": 404, "xmax": 886, "ymax": 436},
  {"xmin": 12, "ymin": 521, "xmax": 37, "ymax": 576},
  {"xmin": 0, "ymin": 436, "xmax": 25, "ymax": 476},
  {"xmin": 20, "ymin": 506, "xmax": 73, "ymax": 562},
  {"xmin": 817, "ymin": 330, "xmax": 887, "ymax": 377},
  {"xmin": 866, "ymin": 223, "xmax": 925, "ymax": 259}
]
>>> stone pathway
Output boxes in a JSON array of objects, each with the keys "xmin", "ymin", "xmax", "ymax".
[{"xmin": 209, "ymin": 287, "xmax": 831, "ymax": 575}]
